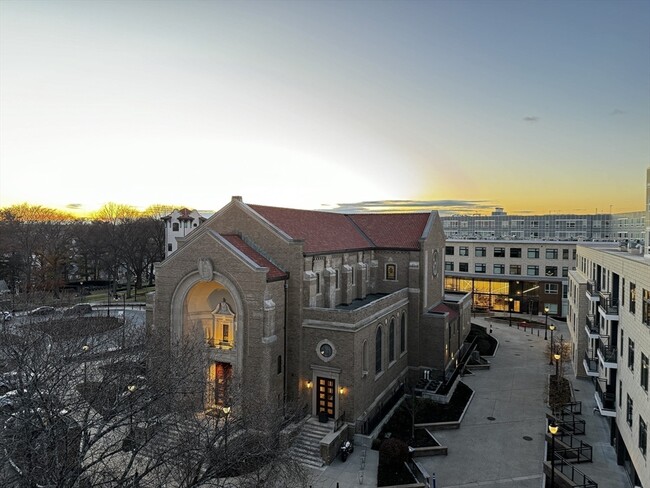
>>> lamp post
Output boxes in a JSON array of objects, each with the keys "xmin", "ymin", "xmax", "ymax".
[
  {"xmin": 554, "ymin": 352, "xmax": 561, "ymax": 385},
  {"xmin": 82, "ymin": 344, "xmax": 89, "ymax": 383},
  {"xmin": 121, "ymin": 293, "xmax": 126, "ymax": 349},
  {"xmin": 548, "ymin": 421, "xmax": 559, "ymax": 487},
  {"xmin": 508, "ymin": 297, "xmax": 514, "ymax": 327},
  {"xmin": 222, "ymin": 405, "xmax": 231, "ymax": 458},
  {"xmin": 548, "ymin": 324, "xmax": 556, "ymax": 365},
  {"xmin": 127, "ymin": 385, "xmax": 137, "ymax": 431},
  {"xmin": 544, "ymin": 306, "xmax": 549, "ymax": 340}
]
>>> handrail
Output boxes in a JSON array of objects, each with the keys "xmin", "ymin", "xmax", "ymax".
[
  {"xmin": 334, "ymin": 411, "xmax": 346, "ymax": 432},
  {"xmin": 549, "ymin": 453, "xmax": 598, "ymax": 488}
]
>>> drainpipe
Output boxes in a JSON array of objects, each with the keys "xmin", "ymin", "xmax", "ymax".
[{"xmin": 283, "ymin": 278, "xmax": 288, "ymax": 418}]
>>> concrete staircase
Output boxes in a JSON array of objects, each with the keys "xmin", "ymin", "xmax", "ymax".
[{"xmin": 289, "ymin": 417, "xmax": 332, "ymax": 469}]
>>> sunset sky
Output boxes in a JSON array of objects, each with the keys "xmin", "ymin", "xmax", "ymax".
[{"xmin": 1, "ymin": 0, "xmax": 648, "ymax": 216}]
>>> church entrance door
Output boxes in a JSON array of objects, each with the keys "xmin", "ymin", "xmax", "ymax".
[{"xmin": 317, "ymin": 376, "xmax": 335, "ymax": 419}]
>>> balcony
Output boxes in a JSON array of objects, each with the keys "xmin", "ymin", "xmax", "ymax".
[
  {"xmin": 585, "ymin": 280, "xmax": 599, "ymax": 301},
  {"xmin": 596, "ymin": 337, "xmax": 617, "ymax": 369},
  {"xmin": 582, "ymin": 351, "xmax": 598, "ymax": 377},
  {"xmin": 594, "ymin": 388, "xmax": 616, "ymax": 417},
  {"xmin": 598, "ymin": 291, "xmax": 619, "ymax": 320},
  {"xmin": 584, "ymin": 314, "xmax": 599, "ymax": 339}
]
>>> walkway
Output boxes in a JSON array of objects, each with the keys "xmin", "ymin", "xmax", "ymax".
[{"xmin": 304, "ymin": 314, "xmax": 629, "ymax": 487}]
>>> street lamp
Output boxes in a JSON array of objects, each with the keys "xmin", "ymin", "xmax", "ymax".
[
  {"xmin": 548, "ymin": 421, "xmax": 559, "ymax": 487},
  {"xmin": 222, "ymin": 405, "xmax": 231, "ymax": 458},
  {"xmin": 121, "ymin": 293, "xmax": 126, "ymax": 348},
  {"xmin": 82, "ymin": 344, "xmax": 89, "ymax": 383},
  {"xmin": 554, "ymin": 352, "xmax": 561, "ymax": 385},
  {"xmin": 127, "ymin": 385, "xmax": 137, "ymax": 430},
  {"xmin": 544, "ymin": 306, "xmax": 549, "ymax": 340},
  {"xmin": 548, "ymin": 324, "xmax": 556, "ymax": 365},
  {"xmin": 508, "ymin": 297, "xmax": 514, "ymax": 327}
]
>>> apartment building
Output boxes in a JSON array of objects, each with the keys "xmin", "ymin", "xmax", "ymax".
[
  {"xmin": 441, "ymin": 211, "xmax": 645, "ymax": 241},
  {"xmin": 566, "ymin": 168, "xmax": 650, "ymax": 487},
  {"xmin": 443, "ymin": 239, "xmax": 583, "ymax": 317}
]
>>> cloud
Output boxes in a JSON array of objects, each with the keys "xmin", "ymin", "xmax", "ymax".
[
  {"xmin": 66, "ymin": 203, "xmax": 82, "ymax": 209},
  {"xmin": 523, "ymin": 116, "xmax": 539, "ymax": 123},
  {"xmin": 322, "ymin": 199, "xmax": 496, "ymax": 216}
]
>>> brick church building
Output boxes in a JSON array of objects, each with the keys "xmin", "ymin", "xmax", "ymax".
[{"xmin": 148, "ymin": 196, "xmax": 471, "ymax": 434}]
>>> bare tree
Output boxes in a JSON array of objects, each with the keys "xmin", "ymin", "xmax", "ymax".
[{"xmin": 1, "ymin": 312, "xmax": 308, "ymax": 488}]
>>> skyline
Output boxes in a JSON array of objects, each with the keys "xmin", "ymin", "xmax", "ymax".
[{"xmin": 1, "ymin": 0, "xmax": 649, "ymax": 216}]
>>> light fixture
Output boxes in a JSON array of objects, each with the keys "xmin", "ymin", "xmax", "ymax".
[
  {"xmin": 306, "ymin": 380, "xmax": 312, "ymax": 389},
  {"xmin": 544, "ymin": 306, "xmax": 549, "ymax": 314},
  {"xmin": 339, "ymin": 386, "xmax": 344, "ymax": 395},
  {"xmin": 548, "ymin": 421, "xmax": 558, "ymax": 435},
  {"xmin": 549, "ymin": 324, "xmax": 556, "ymax": 331},
  {"xmin": 82, "ymin": 345, "xmax": 89, "ymax": 352},
  {"xmin": 554, "ymin": 353, "xmax": 561, "ymax": 361},
  {"xmin": 222, "ymin": 405, "xmax": 231, "ymax": 415},
  {"xmin": 127, "ymin": 385, "xmax": 137, "ymax": 393}
]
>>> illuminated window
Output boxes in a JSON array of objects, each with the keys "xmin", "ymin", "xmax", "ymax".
[{"xmin": 385, "ymin": 263, "xmax": 397, "ymax": 281}]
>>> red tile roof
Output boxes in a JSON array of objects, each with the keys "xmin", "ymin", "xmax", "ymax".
[
  {"xmin": 249, "ymin": 204, "xmax": 430, "ymax": 254},
  {"xmin": 250, "ymin": 205, "xmax": 374, "ymax": 254},
  {"xmin": 222, "ymin": 235, "xmax": 288, "ymax": 282},
  {"xmin": 349, "ymin": 213, "xmax": 431, "ymax": 250}
]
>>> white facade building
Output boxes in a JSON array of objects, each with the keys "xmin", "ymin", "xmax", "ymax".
[
  {"xmin": 566, "ymin": 167, "xmax": 650, "ymax": 487},
  {"xmin": 162, "ymin": 208, "xmax": 206, "ymax": 257}
]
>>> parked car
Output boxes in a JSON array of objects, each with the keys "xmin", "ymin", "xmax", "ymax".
[
  {"xmin": 1, "ymin": 311, "xmax": 12, "ymax": 321},
  {"xmin": 63, "ymin": 304, "xmax": 93, "ymax": 316},
  {"xmin": 28, "ymin": 306, "xmax": 55, "ymax": 316}
]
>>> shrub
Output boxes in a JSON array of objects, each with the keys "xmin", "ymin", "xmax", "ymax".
[{"xmin": 379, "ymin": 437, "xmax": 409, "ymax": 467}]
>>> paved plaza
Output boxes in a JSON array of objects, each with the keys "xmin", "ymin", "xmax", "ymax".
[{"xmin": 306, "ymin": 314, "xmax": 630, "ymax": 488}]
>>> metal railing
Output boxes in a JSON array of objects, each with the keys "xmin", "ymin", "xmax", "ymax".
[
  {"xmin": 560, "ymin": 401, "xmax": 582, "ymax": 416},
  {"xmin": 595, "ymin": 387, "xmax": 616, "ymax": 411},
  {"xmin": 585, "ymin": 314, "xmax": 599, "ymax": 335},
  {"xmin": 550, "ymin": 432, "xmax": 593, "ymax": 463},
  {"xmin": 553, "ymin": 415, "xmax": 586, "ymax": 436},
  {"xmin": 598, "ymin": 291, "xmax": 619, "ymax": 315},
  {"xmin": 597, "ymin": 337, "xmax": 617, "ymax": 364},
  {"xmin": 334, "ymin": 411, "xmax": 346, "ymax": 432},
  {"xmin": 586, "ymin": 280, "xmax": 599, "ymax": 297},
  {"xmin": 548, "ymin": 454, "xmax": 598, "ymax": 488},
  {"xmin": 583, "ymin": 351, "xmax": 598, "ymax": 375}
]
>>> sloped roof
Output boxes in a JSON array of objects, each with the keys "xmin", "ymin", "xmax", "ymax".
[
  {"xmin": 250, "ymin": 205, "xmax": 374, "ymax": 254},
  {"xmin": 349, "ymin": 213, "xmax": 431, "ymax": 250},
  {"xmin": 429, "ymin": 303, "xmax": 459, "ymax": 319},
  {"xmin": 249, "ymin": 204, "xmax": 430, "ymax": 254},
  {"xmin": 222, "ymin": 235, "xmax": 288, "ymax": 282}
]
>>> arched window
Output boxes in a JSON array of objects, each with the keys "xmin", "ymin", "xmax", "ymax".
[
  {"xmin": 389, "ymin": 318, "xmax": 395, "ymax": 362},
  {"xmin": 400, "ymin": 313, "xmax": 406, "ymax": 353},
  {"xmin": 362, "ymin": 340, "xmax": 368, "ymax": 375},
  {"xmin": 375, "ymin": 326, "xmax": 383, "ymax": 374}
]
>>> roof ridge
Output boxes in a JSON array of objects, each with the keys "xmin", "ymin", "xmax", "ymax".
[{"xmin": 345, "ymin": 215, "xmax": 377, "ymax": 248}]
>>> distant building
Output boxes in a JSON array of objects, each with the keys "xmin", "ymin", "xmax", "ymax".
[
  {"xmin": 441, "ymin": 211, "xmax": 645, "ymax": 242},
  {"xmin": 566, "ymin": 167, "xmax": 650, "ymax": 487},
  {"xmin": 162, "ymin": 208, "xmax": 206, "ymax": 257}
]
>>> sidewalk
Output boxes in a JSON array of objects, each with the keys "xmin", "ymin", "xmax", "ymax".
[{"xmin": 305, "ymin": 314, "xmax": 629, "ymax": 488}]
